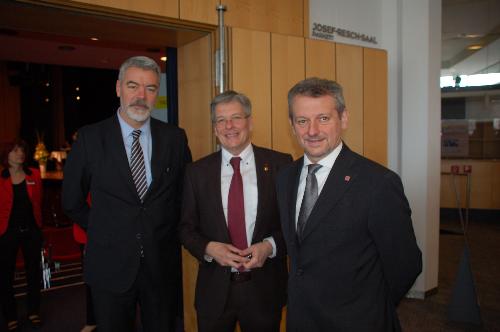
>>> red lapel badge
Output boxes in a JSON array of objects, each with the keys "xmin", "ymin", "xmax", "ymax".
[
  {"xmin": 263, "ymin": 163, "xmax": 270, "ymax": 172},
  {"xmin": 344, "ymin": 175, "xmax": 351, "ymax": 182}
]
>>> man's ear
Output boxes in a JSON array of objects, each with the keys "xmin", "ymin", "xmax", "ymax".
[
  {"xmin": 340, "ymin": 110, "xmax": 348, "ymax": 130},
  {"xmin": 289, "ymin": 118, "xmax": 296, "ymax": 135}
]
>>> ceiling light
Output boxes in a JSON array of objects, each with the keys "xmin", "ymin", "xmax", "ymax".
[
  {"xmin": 459, "ymin": 33, "xmax": 484, "ymax": 39},
  {"xmin": 160, "ymin": 56, "xmax": 167, "ymax": 62},
  {"xmin": 90, "ymin": 37, "xmax": 99, "ymax": 41},
  {"xmin": 467, "ymin": 45, "xmax": 482, "ymax": 51}
]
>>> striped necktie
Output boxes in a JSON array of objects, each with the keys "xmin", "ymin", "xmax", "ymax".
[{"xmin": 130, "ymin": 129, "xmax": 147, "ymax": 201}]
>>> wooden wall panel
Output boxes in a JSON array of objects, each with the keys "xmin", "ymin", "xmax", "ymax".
[
  {"xmin": 230, "ymin": 28, "xmax": 272, "ymax": 148},
  {"xmin": 180, "ymin": 0, "xmax": 218, "ymax": 25},
  {"xmin": 468, "ymin": 162, "xmax": 494, "ymax": 209},
  {"xmin": 271, "ymin": 33, "xmax": 305, "ymax": 158},
  {"xmin": 305, "ymin": 38, "xmax": 336, "ymax": 80},
  {"xmin": 363, "ymin": 48, "xmax": 387, "ymax": 166},
  {"xmin": 223, "ymin": 0, "xmax": 304, "ymax": 37},
  {"xmin": 492, "ymin": 163, "xmax": 500, "ymax": 208},
  {"xmin": 440, "ymin": 160, "xmax": 500, "ymax": 210},
  {"xmin": 178, "ymin": 35, "xmax": 214, "ymax": 161},
  {"xmin": 178, "ymin": 34, "xmax": 213, "ymax": 332},
  {"xmin": 71, "ymin": 0, "xmax": 179, "ymax": 18},
  {"xmin": 440, "ymin": 162, "xmax": 468, "ymax": 209},
  {"xmin": 336, "ymin": 43, "xmax": 364, "ymax": 154}
]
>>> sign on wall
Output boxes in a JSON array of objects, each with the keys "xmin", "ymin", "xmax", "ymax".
[{"xmin": 309, "ymin": 0, "xmax": 382, "ymax": 48}]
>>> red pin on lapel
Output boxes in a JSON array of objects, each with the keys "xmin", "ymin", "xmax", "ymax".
[
  {"xmin": 344, "ymin": 175, "xmax": 351, "ymax": 182},
  {"xmin": 263, "ymin": 163, "xmax": 270, "ymax": 172}
]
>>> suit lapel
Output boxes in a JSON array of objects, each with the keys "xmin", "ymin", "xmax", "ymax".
[
  {"xmin": 211, "ymin": 152, "xmax": 231, "ymax": 242},
  {"xmin": 146, "ymin": 119, "xmax": 167, "ymax": 200},
  {"xmin": 251, "ymin": 146, "xmax": 268, "ymax": 243},
  {"xmin": 287, "ymin": 158, "xmax": 303, "ymax": 239},
  {"xmin": 301, "ymin": 145, "xmax": 358, "ymax": 241},
  {"xmin": 108, "ymin": 116, "xmax": 138, "ymax": 197}
]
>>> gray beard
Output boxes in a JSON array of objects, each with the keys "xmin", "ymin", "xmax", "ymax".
[{"xmin": 125, "ymin": 106, "xmax": 151, "ymax": 122}]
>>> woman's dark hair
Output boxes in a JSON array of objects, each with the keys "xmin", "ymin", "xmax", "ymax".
[{"xmin": 1, "ymin": 138, "xmax": 30, "ymax": 170}]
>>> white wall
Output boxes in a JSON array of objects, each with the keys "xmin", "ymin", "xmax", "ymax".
[
  {"xmin": 309, "ymin": 0, "xmax": 383, "ymax": 48},
  {"xmin": 398, "ymin": 0, "xmax": 441, "ymax": 298}
]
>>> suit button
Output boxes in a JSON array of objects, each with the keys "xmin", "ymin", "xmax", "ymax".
[
  {"xmin": 136, "ymin": 233, "xmax": 142, "ymax": 240},
  {"xmin": 296, "ymin": 269, "xmax": 303, "ymax": 276}
]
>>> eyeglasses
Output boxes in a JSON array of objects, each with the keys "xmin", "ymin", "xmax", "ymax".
[{"xmin": 214, "ymin": 114, "xmax": 249, "ymax": 127}]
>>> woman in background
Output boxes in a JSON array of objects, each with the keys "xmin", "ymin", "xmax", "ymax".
[{"xmin": 0, "ymin": 139, "xmax": 43, "ymax": 331}]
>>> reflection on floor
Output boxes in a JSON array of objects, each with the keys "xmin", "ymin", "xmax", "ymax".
[{"xmin": 2, "ymin": 219, "xmax": 499, "ymax": 332}]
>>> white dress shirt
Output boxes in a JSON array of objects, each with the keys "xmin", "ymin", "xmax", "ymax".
[
  {"xmin": 220, "ymin": 144, "xmax": 276, "ymax": 257},
  {"xmin": 295, "ymin": 142, "xmax": 343, "ymax": 225}
]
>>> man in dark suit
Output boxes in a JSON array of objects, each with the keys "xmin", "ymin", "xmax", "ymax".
[
  {"xmin": 276, "ymin": 78, "xmax": 422, "ymax": 331},
  {"xmin": 62, "ymin": 56, "xmax": 191, "ymax": 332},
  {"xmin": 179, "ymin": 90, "xmax": 291, "ymax": 332}
]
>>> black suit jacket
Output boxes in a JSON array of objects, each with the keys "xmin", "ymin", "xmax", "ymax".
[
  {"xmin": 179, "ymin": 145, "xmax": 291, "ymax": 319},
  {"xmin": 276, "ymin": 144, "xmax": 422, "ymax": 332},
  {"xmin": 62, "ymin": 115, "xmax": 191, "ymax": 304}
]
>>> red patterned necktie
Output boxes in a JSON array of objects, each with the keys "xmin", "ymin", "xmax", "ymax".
[{"xmin": 227, "ymin": 157, "xmax": 248, "ymax": 254}]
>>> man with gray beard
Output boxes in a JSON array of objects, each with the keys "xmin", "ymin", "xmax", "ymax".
[{"xmin": 63, "ymin": 56, "xmax": 191, "ymax": 332}]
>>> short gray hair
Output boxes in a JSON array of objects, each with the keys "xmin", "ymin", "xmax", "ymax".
[
  {"xmin": 210, "ymin": 90, "xmax": 252, "ymax": 122},
  {"xmin": 118, "ymin": 56, "xmax": 161, "ymax": 81},
  {"xmin": 287, "ymin": 77, "xmax": 346, "ymax": 119}
]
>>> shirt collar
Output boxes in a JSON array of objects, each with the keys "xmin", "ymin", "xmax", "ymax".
[
  {"xmin": 117, "ymin": 108, "xmax": 151, "ymax": 139},
  {"xmin": 303, "ymin": 141, "xmax": 343, "ymax": 170},
  {"xmin": 221, "ymin": 143, "xmax": 253, "ymax": 165}
]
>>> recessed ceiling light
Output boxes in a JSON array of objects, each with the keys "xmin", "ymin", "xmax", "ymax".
[
  {"xmin": 160, "ymin": 56, "xmax": 167, "ymax": 62},
  {"xmin": 463, "ymin": 34, "xmax": 483, "ymax": 39},
  {"xmin": 467, "ymin": 45, "xmax": 482, "ymax": 50},
  {"xmin": 90, "ymin": 37, "xmax": 99, "ymax": 41}
]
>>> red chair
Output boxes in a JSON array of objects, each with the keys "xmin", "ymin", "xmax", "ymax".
[{"xmin": 42, "ymin": 226, "xmax": 81, "ymax": 263}]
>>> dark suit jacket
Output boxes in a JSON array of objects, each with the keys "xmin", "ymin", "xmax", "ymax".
[
  {"xmin": 276, "ymin": 144, "xmax": 422, "ymax": 332},
  {"xmin": 62, "ymin": 115, "xmax": 191, "ymax": 311},
  {"xmin": 179, "ymin": 145, "xmax": 291, "ymax": 319}
]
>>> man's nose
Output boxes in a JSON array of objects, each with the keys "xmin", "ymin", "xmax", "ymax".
[
  {"xmin": 136, "ymin": 86, "xmax": 146, "ymax": 98},
  {"xmin": 307, "ymin": 120, "xmax": 319, "ymax": 136}
]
